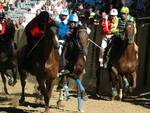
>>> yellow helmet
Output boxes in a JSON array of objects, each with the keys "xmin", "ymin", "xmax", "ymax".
[{"xmin": 120, "ymin": 6, "xmax": 129, "ymax": 14}]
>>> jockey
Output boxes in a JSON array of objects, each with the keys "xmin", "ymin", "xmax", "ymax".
[
  {"xmin": 116, "ymin": 6, "xmax": 138, "ymax": 57},
  {"xmin": 59, "ymin": 13, "xmax": 79, "ymax": 74},
  {"xmin": 99, "ymin": 11, "xmax": 111, "ymax": 67},
  {"xmin": 67, "ymin": 13, "xmax": 79, "ymax": 38},
  {"xmin": 102, "ymin": 8, "xmax": 119, "ymax": 68},
  {"xmin": 55, "ymin": 8, "xmax": 70, "ymax": 55},
  {"xmin": 56, "ymin": 8, "xmax": 69, "ymax": 41},
  {"xmin": 25, "ymin": 11, "xmax": 51, "ymax": 46},
  {"xmin": 25, "ymin": 11, "xmax": 60, "ymax": 68},
  {"xmin": 109, "ymin": 8, "xmax": 119, "ymax": 34}
]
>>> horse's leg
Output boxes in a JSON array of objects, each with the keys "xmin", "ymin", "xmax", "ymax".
[
  {"xmin": 3, "ymin": 71, "xmax": 13, "ymax": 86},
  {"xmin": 4, "ymin": 67, "xmax": 17, "ymax": 86},
  {"xmin": 110, "ymin": 66, "xmax": 118, "ymax": 98},
  {"xmin": 57, "ymin": 75, "xmax": 69, "ymax": 108},
  {"xmin": 118, "ymin": 75, "xmax": 123, "ymax": 100},
  {"xmin": 46, "ymin": 78, "xmax": 56, "ymax": 98},
  {"xmin": 1, "ymin": 72, "xmax": 9, "ymax": 94},
  {"xmin": 19, "ymin": 70, "xmax": 27, "ymax": 105},
  {"xmin": 131, "ymin": 71, "xmax": 137, "ymax": 88},
  {"xmin": 46, "ymin": 78, "xmax": 56, "ymax": 104},
  {"xmin": 37, "ymin": 78, "xmax": 50, "ymax": 113},
  {"xmin": 10, "ymin": 65, "xmax": 17, "ymax": 86},
  {"xmin": 96, "ymin": 67, "xmax": 100, "ymax": 97}
]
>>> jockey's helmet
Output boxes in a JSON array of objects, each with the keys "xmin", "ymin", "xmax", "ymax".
[
  {"xmin": 60, "ymin": 8, "xmax": 69, "ymax": 16},
  {"xmin": 120, "ymin": 6, "xmax": 129, "ymax": 14},
  {"xmin": 68, "ymin": 13, "xmax": 79, "ymax": 23},
  {"xmin": 110, "ymin": 8, "xmax": 118, "ymax": 16}
]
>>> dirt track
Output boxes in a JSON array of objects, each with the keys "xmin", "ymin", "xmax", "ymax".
[{"xmin": 0, "ymin": 77, "xmax": 150, "ymax": 113}]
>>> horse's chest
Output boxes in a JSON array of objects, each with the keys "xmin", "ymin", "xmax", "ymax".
[{"xmin": 118, "ymin": 59, "xmax": 136, "ymax": 72}]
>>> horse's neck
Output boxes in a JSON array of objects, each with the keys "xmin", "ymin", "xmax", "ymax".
[{"xmin": 124, "ymin": 43, "xmax": 136, "ymax": 57}]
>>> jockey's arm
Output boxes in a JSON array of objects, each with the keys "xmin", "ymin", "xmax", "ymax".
[{"xmin": 111, "ymin": 17, "xmax": 119, "ymax": 34}]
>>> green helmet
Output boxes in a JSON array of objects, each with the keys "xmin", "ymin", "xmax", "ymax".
[{"xmin": 120, "ymin": 6, "xmax": 129, "ymax": 14}]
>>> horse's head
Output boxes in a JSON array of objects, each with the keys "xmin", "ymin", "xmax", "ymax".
[
  {"xmin": 125, "ymin": 21, "xmax": 135, "ymax": 44},
  {"xmin": 77, "ymin": 24, "xmax": 89, "ymax": 56},
  {"xmin": 45, "ymin": 19, "xmax": 59, "ymax": 48}
]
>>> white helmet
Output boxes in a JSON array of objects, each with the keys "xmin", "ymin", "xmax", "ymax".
[
  {"xmin": 68, "ymin": 13, "xmax": 79, "ymax": 22},
  {"xmin": 110, "ymin": 8, "xmax": 118, "ymax": 16},
  {"xmin": 60, "ymin": 8, "xmax": 69, "ymax": 15}
]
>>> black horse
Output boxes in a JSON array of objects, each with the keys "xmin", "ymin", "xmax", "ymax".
[
  {"xmin": 0, "ymin": 15, "xmax": 17, "ymax": 94},
  {"xmin": 57, "ymin": 24, "xmax": 89, "ymax": 111}
]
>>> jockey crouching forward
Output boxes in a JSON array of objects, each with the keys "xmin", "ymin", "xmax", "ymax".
[
  {"xmin": 103, "ymin": 8, "xmax": 119, "ymax": 68},
  {"xmin": 25, "ymin": 11, "xmax": 59, "ymax": 68},
  {"xmin": 99, "ymin": 11, "xmax": 112, "ymax": 67},
  {"xmin": 58, "ymin": 13, "xmax": 88, "ymax": 101},
  {"xmin": 25, "ymin": 11, "xmax": 50, "ymax": 46},
  {"xmin": 55, "ymin": 8, "xmax": 70, "ymax": 72},
  {"xmin": 115, "ymin": 6, "xmax": 138, "ymax": 59}
]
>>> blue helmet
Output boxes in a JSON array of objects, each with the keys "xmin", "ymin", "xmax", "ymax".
[
  {"xmin": 68, "ymin": 13, "xmax": 79, "ymax": 22},
  {"xmin": 60, "ymin": 8, "xmax": 69, "ymax": 15}
]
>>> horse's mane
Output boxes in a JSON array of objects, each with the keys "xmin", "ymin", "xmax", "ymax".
[
  {"xmin": 109, "ymin": 21, "xmax": 135, "ymax": 66},
  {"xmin": 108, "ymin": 37, "xmax": 128, "ymax": 65}
]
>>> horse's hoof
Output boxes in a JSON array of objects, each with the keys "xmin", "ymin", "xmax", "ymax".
[
  {"xmin": 57, "ymin": 100, "xmax": 65, "ymax": 109},
  {"xmin": 19, "ymin": 99, "xmax": 25, "ymax": 106},
  {"xmin": 100, "ymin": 96, "xmax": 112, "ymax": 101},
  {"xmin": 129, "ymin": 87, "xmax": 133, "ymax": 93},
  {"xmin": 5, "ymin": 91, "xmax": 9, "ymax": 95},
  {"xmin": 8, "ymin": 78, "xmax": 14, "ymax": 86},
  {"xmin": 78, "ymin": 110, "xmax": 84, "ymax": 113},
  {"xmin": 45, "ymin": 108, "xmax": 50, "ymax": 113},
  {"xmin": 96, "ymin": 93, "xmax": 101, "ymax": 99},
  {"xmin": 12, "ymin": 81, "xmax": 17, "ymax": 86}
]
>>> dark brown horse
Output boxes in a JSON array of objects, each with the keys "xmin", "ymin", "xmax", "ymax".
[
  {"xmin": 17, "ymin": 20, "xmax": 59, "ymax": 113},
  {"xmin": 0, "ymin": 17, "xmax": 17, "ymax": 94},
  {"xmin": 108, "ymin": 21, "xmax": 138, "ymax": 100},
  {"xmin": 57, "ymin": 24, "xmax": 89, "ymax": 111}
]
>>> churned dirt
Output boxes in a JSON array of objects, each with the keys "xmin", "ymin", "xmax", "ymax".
[{"xmin": 0, "ymin": 76, "xmax": 150, "ymax": 113}]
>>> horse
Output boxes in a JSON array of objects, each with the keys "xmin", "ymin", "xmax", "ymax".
[
  {"xmin": 0, "ymin": 17, "xmax": 17, "ymax": 94},
  {"xmin": 17, "ymin": 19, "xmax": 59, "ymax": 113},
  {"xmin": 108, "ymin": 21, "xmax": 138, "ymax": 100},
  {"xmin": 57, "ymin": 24, "xmax": 89, "ymax": 111}
]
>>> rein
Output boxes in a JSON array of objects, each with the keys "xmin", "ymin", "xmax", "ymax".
[{"xmin": 27, "ymin": 35, "xmax": 45, "ymax": 56}]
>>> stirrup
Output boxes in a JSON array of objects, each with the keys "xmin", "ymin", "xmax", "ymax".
[{"xmin": 59, "ymin": 69, "xmax": 70, "ymax": 76}]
